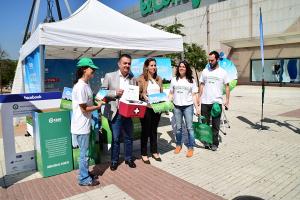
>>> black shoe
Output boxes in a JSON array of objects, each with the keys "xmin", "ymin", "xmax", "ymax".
[
  {"xmin": 211, "ymin": 145, "xmax": 218, "ymax": 151},
  {"xmin": 79, "ymin": 178, "xmax": 99, "ymax": 186},
  {"xmin": 110, "ymin": 162, "xmax": 118, "ymax": 171},
  {"xmin": 88, "ymin": 172, "xmax": 98, "ymax": 179},
  {"xmin": 141, "ymin": 157, "xmax": 151, "ymax": 164},
  {"xmin": 125, "ymin": 160, "xmax": 136, "ymax": 168},
  {"xmin": 203, "ymin": 142, "xmax": 210, "ymax": 149},
  {"xmin": 151, "ymin": 154, "xmax": 162, "ymax": 162}
]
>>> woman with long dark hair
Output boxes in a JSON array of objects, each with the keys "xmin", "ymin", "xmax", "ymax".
[
  {"xmin": 138, "ymin": 58, "xmax": 163, "ymax": 164},
  {"xmin": 71, "ymin": 57, "xmax": 102, "ymax": 186},
  {"xmin": 169, "ymin": 60, "xmax": 200, "ymax": 157}
]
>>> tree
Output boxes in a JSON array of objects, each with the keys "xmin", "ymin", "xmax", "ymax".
[
  {"xmin": 152, "ymin": 23, "xmax": 185, "ymax": 37},
  {"xmin": 0, "ymin": 46, "xmax": 17, "ymax": 93},
  {"xmin": 184, "ymin": 43, "xmax": 207, "ymax": 87}
]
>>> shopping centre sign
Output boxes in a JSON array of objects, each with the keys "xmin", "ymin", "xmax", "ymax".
[{"xmin": 140, "ymin": 0, "xmax": 201, "ymax": 16}]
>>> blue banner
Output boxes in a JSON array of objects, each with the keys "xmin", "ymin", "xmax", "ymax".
[
  {"xmin": 45, "ymin": 58, "xmax": 118, "ymax": 93},
  {"xmin": 24, "ymin": 48, "xmax": 42, "ymax": 93},
  {"xmin": 259, "ymin": 8, "xmax": 265, "ymax": 73},
  {"xmin": 0, "ymin": 92, "xmax": 62, "ymax": 103}
]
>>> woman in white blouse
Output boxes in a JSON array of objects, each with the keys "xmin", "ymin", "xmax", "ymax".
[{"xmin": 138, "ymin": 58, "xmax": 163, "ymax": 164}]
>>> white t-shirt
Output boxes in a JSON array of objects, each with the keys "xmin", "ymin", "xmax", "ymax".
[
  {"xmin": 199, "ymin": 67, "xmax": 229, "ymax": 104},
  {"xmin": 170, "ymin": 77, "xmax": 198, "ymax": 106},
  {"xmin": 71, "ymin": 79, "xmax": 94, "ymax": 135},
  {"xmin": 147, "ymin": 79, "xmax": 160, "ymax": 95}
]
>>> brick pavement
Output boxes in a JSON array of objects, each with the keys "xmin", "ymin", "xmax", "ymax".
[{"xmin": 0, "ymin": 160, "xmax": 223, "ymax": 200}]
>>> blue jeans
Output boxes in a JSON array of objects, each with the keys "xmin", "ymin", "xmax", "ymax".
[
  {"xmin": 174, "ymin": 104, "xmax": 195, "ymax": 149},
  {"xmin": 75, "ymin": 134, "xmax": 92, "ymax": 185},
  {"xmin": 110, "ymin": 113, "xmax": 133, "ymax": 163}
]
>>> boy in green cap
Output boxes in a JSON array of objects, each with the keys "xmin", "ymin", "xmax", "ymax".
[{"xmin": 199, "ymin": 51, "xmax": 230, "ymax": 151}]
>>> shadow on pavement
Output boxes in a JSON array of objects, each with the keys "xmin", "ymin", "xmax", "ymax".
[
  {"xmin": 0, "ymin": 170, "xmax": 37, "ymax": 188},
  {"xmin": 232, "ymin": 195, "xmax": 265, "ymax": 200},
  {"xmin": 158, "ymin": 115, "xmax": 171, "ymax": 127},
  {"xmin": 90, "ymin": 162, "xmax": 111, "ymax": 179},
  {"xmin": 237, "ymin": 116, "xmax": 270, "ymax": 130},
  {"xmin": 237, "ymin": 116, "xmax": 300, "ymax": 134},
  {"xmin": 263, "ymin": 118, "xmax": 300, "ymax": 134}
]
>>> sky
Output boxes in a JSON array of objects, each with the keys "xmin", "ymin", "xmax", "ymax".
[{"xmin": 0, "ymin": 0, "xmax": 139, "ymax": 60}]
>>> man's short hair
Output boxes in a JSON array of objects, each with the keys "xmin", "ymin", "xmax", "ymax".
[
  {"xmin": 209, "ymin": 51, "xmax": 220, "ymax": 60},
  {"xmin": 119, "ymin": 54, "xmax": 132, "ymax": 61}
]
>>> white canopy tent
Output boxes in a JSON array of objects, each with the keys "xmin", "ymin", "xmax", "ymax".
[{"xmin": 12, "ymin": 0, "xmax": 183, "ymax": 93}]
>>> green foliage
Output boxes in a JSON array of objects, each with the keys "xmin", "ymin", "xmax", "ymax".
[
  {"xmin": 184, "ymin": 43, "xmax": 207, "ymax": 71},
  {"xmin": 0, "ymin": 59, "xmax": 17, "ymax": 87},
  {"xmin": 0, "ymin": 47, "xmax": 17, "ymax": 89},
  {"xmin": 152, "ymin": 22, "xmax": 185, "ymax": 36}
]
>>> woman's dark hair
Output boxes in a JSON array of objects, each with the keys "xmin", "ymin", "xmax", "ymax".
[
  {"xmin": 74, "ymin": 66, "xmax": 88, "ymax": 84},
  {"xmin": 143, "ymin": 58, "xmax": 157, "ymax": 81},
  {"xmin": 176, "ymin": 60, "xmax": 193, "ymax": 83}
]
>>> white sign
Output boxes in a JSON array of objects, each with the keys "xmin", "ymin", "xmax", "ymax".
[
  {"xmin": 0, "ymin": 92, "xmax": 61, "ymax": 175},
  {"xmin": 121, "ymin": 85, "xmax": 139, "ymax": 101}
]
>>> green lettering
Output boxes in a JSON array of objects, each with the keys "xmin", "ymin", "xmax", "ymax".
[
  {"xmin": 162, "ymin": 0, "xmax": 171, "ymax": 7},
  {"xmin": 153, "ymin": 0, "xmax": 164, "ymax": 11},
  {"xmin": 140, "ymin": 0, "xmax": 153, "ymax": 16},
  {"xmin": 140, "ymin": 0, "xmax": 201, "ymax": 16}
]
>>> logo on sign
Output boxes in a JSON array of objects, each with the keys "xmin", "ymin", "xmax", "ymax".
[
  {"xmin": 134, "ymin": 107, "xmax": 140, "ymax": 114},
  {"xmin": 12, "ymin": 104, "xmax": 19, "ymax": 110},
  {"xmin": 49, "ymin": 117, "xmax": 62, "ymax": 123},
  {"xmin": 24, "ymin": 95, "xmax": 42, "ymax": 100}
]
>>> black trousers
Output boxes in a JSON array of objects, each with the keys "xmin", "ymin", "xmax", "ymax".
[
  {"xmin": 140, "ymin": 107, "xmax": 161, "ymax": 156},
  {"xmin": 201, "ymin": 104, "xmax": 222, "ymax": 146}
]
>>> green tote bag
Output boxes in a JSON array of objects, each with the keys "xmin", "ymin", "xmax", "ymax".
[{"xmin": 193, "ymin": 116, "xmax": 213, "ymax": 144}]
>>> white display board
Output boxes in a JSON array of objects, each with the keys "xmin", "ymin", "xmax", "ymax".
[{"xmin": 0, "ymin": 92, "xmax": 61, "ymax": 175}]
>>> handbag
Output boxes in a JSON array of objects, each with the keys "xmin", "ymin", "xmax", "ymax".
[{"xmin": 193, "ymin": 116, "xmax": 213, "ymax": 144}]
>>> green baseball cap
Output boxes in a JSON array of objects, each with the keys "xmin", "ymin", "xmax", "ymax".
[
  {"xmin": 211, "ymin": 103, "xmax": 222, "ymax": 117},
  {"xmin": 77, "ymin": 57, "xmax": 98, "ymax": 69}
]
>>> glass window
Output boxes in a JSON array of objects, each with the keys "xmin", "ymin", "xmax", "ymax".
[{"xmin": 251, "ymin": 58, "xmax": 300, "ymax": 83}]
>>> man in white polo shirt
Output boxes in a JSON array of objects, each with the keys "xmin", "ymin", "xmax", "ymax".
[{"xmin": 199, "ymin": 51, "xmax": 230, "ymax": 151}]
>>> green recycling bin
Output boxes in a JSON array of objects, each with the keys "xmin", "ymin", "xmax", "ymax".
[{"xmin": 33, "ymin": 109, "xmax": 73, "ymax": 177}]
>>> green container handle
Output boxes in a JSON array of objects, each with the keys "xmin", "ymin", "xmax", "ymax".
[{"xmin": 198, "ymin": 116, "xmax": 208, "ymax": 124}]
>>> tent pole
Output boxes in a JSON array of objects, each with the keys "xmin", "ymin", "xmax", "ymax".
[
  {"xmin": 40, "ymin": 45, "xmax": 45, "ymax": 92},
  {"xmin": 23, "ymin": 0, "xmax": 37, "ymax": 44},
  {"xmin": 31, "ymin": 0, "xmax": 41, "ymax": 33},
  {"xmin": 54, "ymin": 0, "xmax": 63, "ymax": 20},
  {"xmin": 64, "ymin": 0, "xmax": 72, "ymax": 16},
  {"xmin": 21, "ymin": 60, "xmax": 25, "ymax": 93}
]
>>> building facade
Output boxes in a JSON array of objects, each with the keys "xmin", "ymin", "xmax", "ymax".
[{"xmin": 123, "ymin": 0, "xmax": 300, "ymax": 85}]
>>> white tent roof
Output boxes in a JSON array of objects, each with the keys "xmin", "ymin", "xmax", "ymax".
[{"xmin": 19, "ymin": 0, "xmax": 183, "ymax": 61}]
